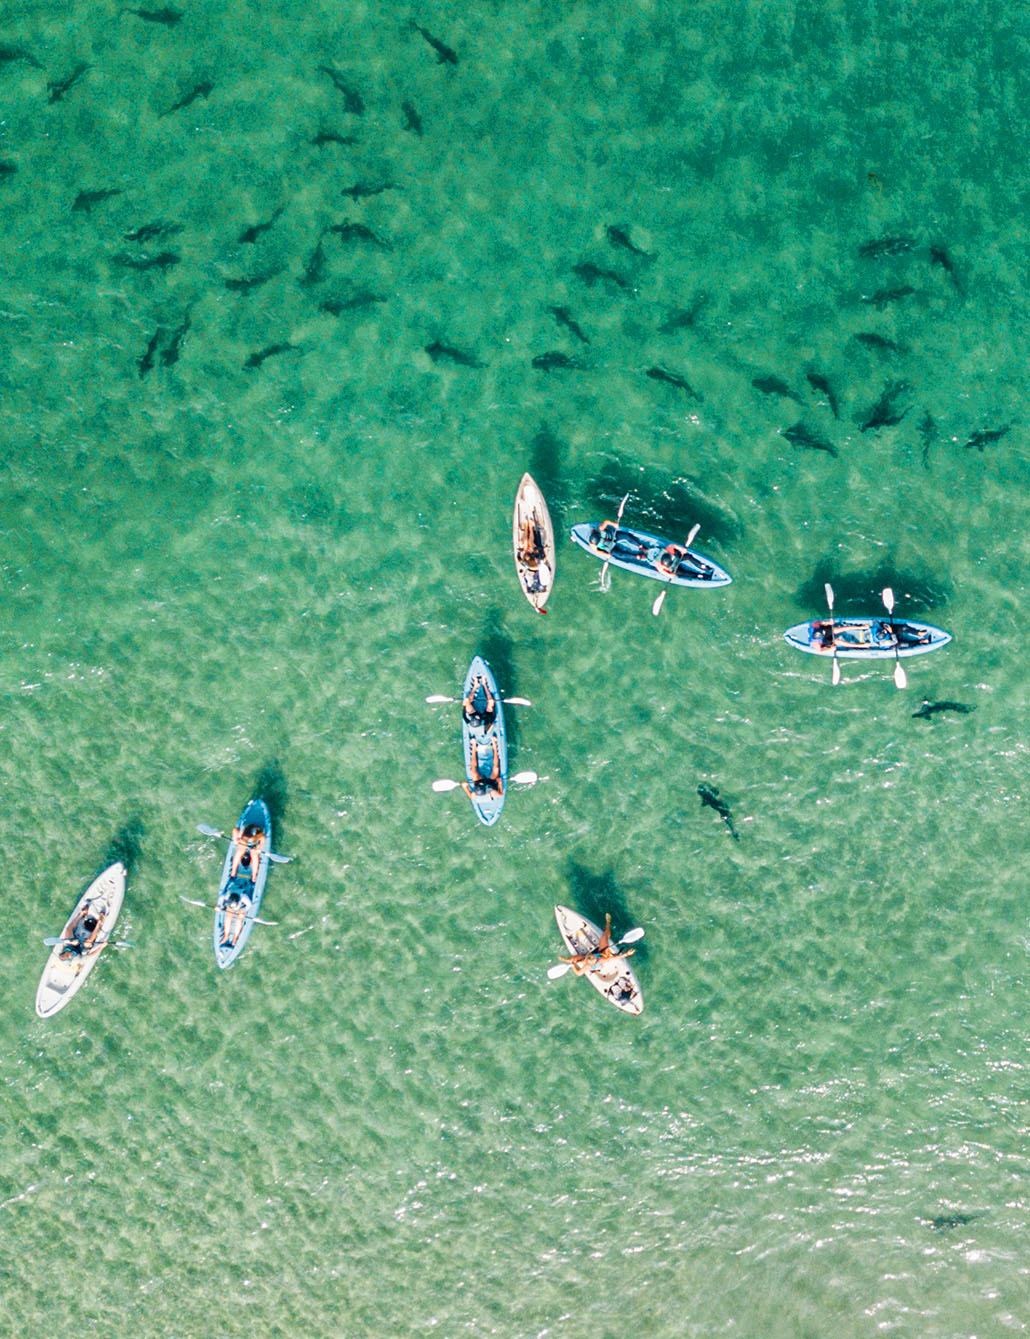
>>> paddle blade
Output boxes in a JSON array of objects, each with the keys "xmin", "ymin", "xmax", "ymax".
[
  {"xmin": 894, "ymin": 661, "xmax": 908, "ymax": 689},
  {"xmin": 511, "ymin": 770, "xmax": 538, "ymax": 785},
  {"xmin": 824, "ymin": 582, "xmax": 835, "ymax": 612},
  {"xmin": 179, "ymin": 896, "xmax": 209, "ymax": 908},
  {"xmin": 196, "ymin": 823, "xmax": 223, "ymax": 838},
  {"xmin": 652, "ymin": 590, "xmax": 667, "ymax": 616},
  {"xmin": 619, "ymin": 927, "xmax": 645, "ymax": 945},
  {"xmin": 615, "ymin": 492, "xmax": 629, "ymax": 522},
  {"xmin": 685, "ymin": 523, "xmax": 700, "ymax": 547},
  {"xmin": 432, "ymin": 779, "xmax": 461, "ymax": 793},
  {"xmin": 881, "ymin": 586, "xmax": 895, "ymax": 613},
  {"xmin": 267, "ymin": 852, "xmax": 293, "ymax": 864},
  {"xmin": 503, "ymin": 697, "xmax": 532, "ymax": 706},
  {"xmin": 547, "ymin": 962, "xmax": 571, "ymax": 980},
  {"xmin": 831, "ymin": 656, "xmax": 841, "ymax": 686},
  {"xmin": 43, "ymin": 937, "xmax": 66, "ymax": 947},
  {"xmin": 425, "ymin": 695, "xmax": 454, "ymax": 704}
]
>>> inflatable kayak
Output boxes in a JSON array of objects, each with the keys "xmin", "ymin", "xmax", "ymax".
[
  {"xmin": 513, "ymin": 472, "xmax": 556, "ymax": 612},
  {"xmin": 36, "ymin": 862, "xmax": 126, "ymax": 1018},
  {"xmin": 214, "ymin": 799, "xmax": 271, "ymax": 969},
  {"xmin": 461, "ymin": 656, "xmax": 507, "ymax": 826},
  {"xmin": 553, "ymin": 905, "xmax": 643, "ymax": 1016},
  {"xmin": 784, "ymin": 617, "xmax": 951, "ymax": 659},
  {"xmin": 570, "ymin": 520, "xmax": 731, "ymax": 587}
]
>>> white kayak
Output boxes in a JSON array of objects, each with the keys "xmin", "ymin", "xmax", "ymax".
[
  {"xmin": 553, "ymin": 905, "xmax": 643, "ymax": 1015},
  {"xmin": 513, "ymin": 472, "xmax": 556, "ymax": 612},
  {"xmin": 36, "ymin": 862, "xmax": 126, "ymax": 1019}
]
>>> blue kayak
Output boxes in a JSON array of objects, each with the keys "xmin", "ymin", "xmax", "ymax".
[
  {"xmin": 784, "ymin": 617, "xmax": 951, "ymax": 659},
  {"xmin": 213, "ymin": 799, "xmax": 272, "ymax": 969},
  {"xmin": 570, "ymin": 521, "xmax": 731, "ymax": 588},
  {"xmin": 461, "ymin": 656, "xmax": 507, "ymax": 826}
]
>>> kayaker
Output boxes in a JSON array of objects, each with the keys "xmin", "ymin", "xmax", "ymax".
[
  {"xmin": 230, "ymin": 824, "xmax": 265, "ymax": 882},
  {"xmin": 587, "ymin": 520, "xmax": 619, "ymax": 555},
  {"xmin": 59, "ymin": 906, "xmax": 103, "ymax": 960},
  {"xmin": 462, "ymin": 676, "xmax": 497, "ymax": 731},
  {"xmin": 811, "ymin": 620, "xmax": 835, "ymax": 649},
  {"xmin": 462, "ymin": 738, "xmax": 504, "ymax": 801},
  {"xmin": 654, "ymin": 543, "xmax": 686, "ymax": 576},
  {"xmin": 220, "ymin": 889, "xmax": 249, "ymax": 947},
  {"xmin": 560, "ymin": 913, "xmax": 634, "ymax": 975}
]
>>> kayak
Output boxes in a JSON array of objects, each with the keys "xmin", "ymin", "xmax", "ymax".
[
  {"xmin": 553, "ymin": 905, "xmax": 643, "ymax": 1016},
  {"xmin": 784, "ymin": 616, "xmax": 951, "ymax": 659},
  {"xmin": 36, "ymin": 862, "xmax": 126, "ymax": 1018},
  {"xmin": 570, "ymin": 520, "xmax": 731, "ymax": 587},
  {"xmin": 461, "ymin": 656, "xmax": 507, "ymax": 826},
  {"xmin": 214, "ymin": 799, "xmax": 272, "ymax": 969},
  {"xmin": 513, "ymin": 472, "xmax": 556, "ymax": 612}
]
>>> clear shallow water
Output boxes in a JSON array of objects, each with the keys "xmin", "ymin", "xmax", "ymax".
[{"xmin": 1, "ymin": 3, "xmax": 1029, "ymax": 1336}]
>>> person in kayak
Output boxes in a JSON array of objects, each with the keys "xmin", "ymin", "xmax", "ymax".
[
  {"xmin": 462, "ymin": 676, "xmax": 497, "ymax": 731},
  {"xmin": 587, "ymin": 520, "xmax": 620, "ymax": 555},
  {"xmin": 230, "ymin": 824, "xmax": 265, "ymax": 882},
  {"xmin": 59, "ymin": 905, "xmax": 104, "ymax": 960},
  {"xmin": 220, "ymin": 889, "xmax": 250, "ymax": 948},
  {"xmin": 518, "ymin": 519, "xmax": 552, "ymax": 600},
  {"xmin": 462, "ymin": 738, "xmax": 504, "ymax": 802},
  {"xmin": 560, "ymin": 913, "xmax": 635, "ymax": 975}
]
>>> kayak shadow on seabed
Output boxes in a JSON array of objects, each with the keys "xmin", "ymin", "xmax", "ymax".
[
  {"xmin": 794, "ymin": 561, "xmax": 950, "ymax": 615},
  {"xmin": 528, "ymin": 422, "xmax": 569, "ymax": 534},
  {"xmin": 586, "ymin": 458, "xmax": 739, "ymax": 550},
  {"xmin": 102, "ymin": 815, "xmax": 145, "ymax": 878},
  {"xmin": 564, "ymin": 858, "xmax": 650, "ymax": 968},
  {"xmin": 254, "ymin": 758, "xmax": 289, "ymax": 834}
]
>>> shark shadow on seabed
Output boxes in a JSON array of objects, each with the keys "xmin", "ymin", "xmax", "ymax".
[
  {"xmin": 103, "ymin": 816, "xmax": 145, "ymax": 877},
  {"xmin": 794, "ymin": 561, "xmax": 950, "ymax": 616},
  {"xmin": 478, "ymin": 609, "xmax": 521, "ymax": 758},
  {"xmin": 254, "ymin": 758, "xmax": 288, "ymax": 833},
  {"xmin": 564, "ymin": 859, "xmax": 650, "ymax": 967},
  {"xmin": 586, "ymin": 458, "xmax": 739, "ymax": 548}
]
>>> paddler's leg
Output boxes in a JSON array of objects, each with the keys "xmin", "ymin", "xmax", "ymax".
[{"xmin": 597, "ymin": 913, "xmax": 613, "ymax": 954}]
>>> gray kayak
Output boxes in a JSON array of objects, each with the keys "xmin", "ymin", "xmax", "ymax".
[
  {"xmin": 784, "ymin": 617, "xmax": 951, "ymax": 659},
  {"xmin": 461, "ymin": 656, "xmax": 507, "ymax": 826},
  {"xmin": 553, "ymin": 905, "xmax": 643, "ymax": 1016},
  {"xmin": 213, "ymin": 798, "xmax": 271, "ymax": 969},
  {"xmin": 570, "ymin": 521, "xmax": 731, "ymax": 587}
]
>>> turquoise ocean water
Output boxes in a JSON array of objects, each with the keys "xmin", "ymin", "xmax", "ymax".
[{"xmin": 2, "ymin": 3, "xmax": 1029, "ymax": 1335}]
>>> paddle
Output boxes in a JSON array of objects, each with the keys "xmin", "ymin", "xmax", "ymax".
[
  {"xmin": 179, "ymin": 895, "xmax": 280, "ymax": 926},
  {"xmin": 881, "ymin": 587, "xmax": 907, "ymax": 689},
  {"xmin": 432, "ymin": 770, "xmax": 538, "ymax": 792},
  {"xmin": 652, "ymin": 523, "xmax": 701, "ymax": 616},
  {"xmin": 824, "ymin": 582, "xmax": 841, "ymax": 685},
  {"xmin": 196, "ymin": 824, "xmax": 294, "ymax": 862},
  {"xmin": 599, "ymin": 492, "xmax": 629, "ymax": 592},
  {"xmin": 425, "ymin": 695, "xmax": 532, "ymax": 706},
  {"xmin": 547, "ymin": 926, "xmax": 645, "ymax": 978},
  {"xmin": 43, "ymin": 936, "xmax": 134, "ymax": 949}
]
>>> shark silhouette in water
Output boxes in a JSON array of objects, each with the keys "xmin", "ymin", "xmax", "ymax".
[
  {"xmin": 698, "ymin": 784, "xmax": 739, "ymax": 841},
  {"xmin": 549, "ymin": 306, "xmax": 589, "ymax": 344},
  {"xmin": 329, "ymin": 220, "xmax": 392, "ymax": 250},
  {"xmin": 123, "ymin": 6, "xmax": 183, "ymax": 25},
  {"xmin": 161, "ymin": 82, "xmax": 213, "ymax": 116},
  {"xmin": 401, "ymin": 100, "xmax": 424, "ymax": 135},
  {"xmin": 113, "ymin": 251, "xmax": 180, "ymax": 271},
  {"xmin": 0, "ymin": 45, "xmax": 42, "ymax": 68},
  {"xmin": 425, "ymin": 341, "xmax": 483, "ymax": 368},
  {"xmin": 237, "ymin": 207, "xmax": 283, "ymax": 244},
  {"xmin": 964, "ymin": 425, "xmax": 1011, "ymax": 452},
  {"xmin": 860, "ymin": 286, "xmax": 915, "ymax": 310},
  {"xmin": 606, "ymin": 224, "xmax": 653, "ymax": 258},
  {"xmin": 859, "ymin": 381, "xmax": 911, "ymax": 432},
  {"xmin": 858, "ymin": 236, "xmax": 917, "ymax": 258},
  {"xmin": 47, "ymin": 63, "xmax": 90, "ymax": 104},
  {"xmin": 0, "ymin": 161, "xmax": 17, "ymax": 180},
  {"xmin": 805, "ymin": 371, "xmax": 839, "ymax": 418},
  {"xmin": 572, "ymin": 261, "xmax": 630, "ymax": 290},
  {"xmin": 73, "ymin": 187, "xmax": 122, "ymax": 213},
  {"xmin": 319, "ymin": 67, "xmax": 364, "ymax": 113},
  {"xmin": 912, "ymin": 700, "xmax": 974, "ymax": 721},
  {"xmin": 532, "ymin": 351, "xmax": 582, "ymax": 372},
  {"xmin": 658, "ymin": 294, "xmax": 711, "ymax": 333},
  {"xmin": 646, "ymin": 366, "xmax": 700, "ymax": 400},
  {"xmin": 244, "ymin": 342, "xmax": 298, "ymax": 370},
  {"xmin": 409, "ymin": 21, "xmax": 457, "ymax": 64},
  {"xmin": 753, "ymin": 375, "xmax": 803, "ymax": 405},
  {"xmin": 124, "ymin": 220, "xmax": 181, "ymax": 243},
  {"xmin": 311, "ymin": 129, "xmax": 356, "ymax": 147},
  {"xmin": 224, "ymin": 268, "xmax": 281, "ymax": 293},
  {"xmin": 783, "ymin": 422, "xmax": 837, "ymax": 457},
  {"xmin": 853, "ymin": 332, "xmax": 904, "ymax": 354}
]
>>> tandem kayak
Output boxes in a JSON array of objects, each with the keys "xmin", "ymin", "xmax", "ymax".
[
  {"xmin": 570, "ymin": 520, "xmax": 731, "ymax": 588},
  {"xmin": 461, "ymin": 656, "xmax": 507, "ymax": 827},
  {"xmin": 36, "ymin": 862, "xmax": 126, "ymax": 1018},
  {"xmin": 513, "ymin": 472, "xmax": 556, "ymax": 613},
  {"xmin": 784, "ymin": 617, "xmax": 951, "ymax": 659},
  {"xmin": 553, "ymin": 905, "xmax": 643, "ymax": 1016},
  {"xmin": 214, "ymin": 799, "xmax": 272, "ymax": 969}
]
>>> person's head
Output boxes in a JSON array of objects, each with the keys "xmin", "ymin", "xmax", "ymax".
[
  {"xmin": 244, "ymin": 824, "xmax": 260, "ymax": 838},
  {"xmin": 83, "ymin": 915, "xmax": 98, "ymax": 934},
  {"xmin": 227, "ymin": 891, "xmax": 242, "ymax": 908}
]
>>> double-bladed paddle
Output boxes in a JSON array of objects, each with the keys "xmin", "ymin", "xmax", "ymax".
[
  {"xmin": 425, "ymin": 695, "xmax": 532, "ymax": 706},
  {"xmin": 881, "ymin": 587, "xmax": 908, "ymax": 689},
  {"xmin": 196, "ymin": 824, "xmax": 294, "ymax": 862},
  {"xmin": 432, "ymin": 770, "xmax": 538, "ymax": 793},
  {"xmin": 824, "ymin": 582, "xmax": 841, "ymax": 685},
  {"xmin": 598, "ymin": 493, "xmax": 629, "ymax": 592},
  {"xmin": 179, "ymin": 895, "xmax": 280, "ymax": 926},
  {"xmin": 547, "ymin": 926, "xmax": 645, "ymax": 978}
]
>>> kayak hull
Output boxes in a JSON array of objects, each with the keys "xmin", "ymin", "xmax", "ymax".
[
  {"xmin": 462, "ymin": 656, "xmax": 507, "ymax": 826},
  {"xmin": 784, "ymin": 618, "xmax": 951, "ymax": 659},
  {"xmin": 214, "ymin": 799, "xmax": 271, "ymax": 969},
  {"xmin": 570, "ymin": 522, "xmax": 731, "ymax": 588},
  {"xmin": 513, "ymin": 473, "xmax": 556, "ymax": 612},
  {"xmin": 36, "ymin": 863, "xmax": 126, "ymax": 1018},
  {"xmin": 553, "ymin": 905, "xmax": 643, "ymax": 1016}
]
